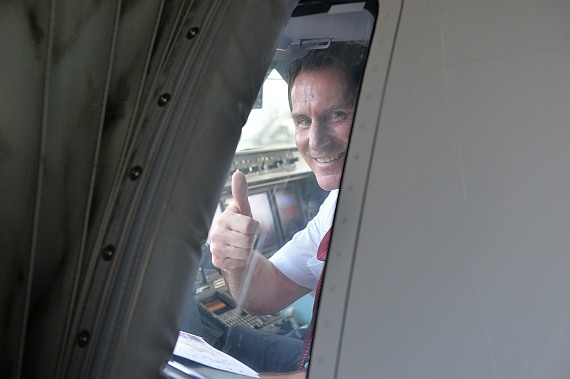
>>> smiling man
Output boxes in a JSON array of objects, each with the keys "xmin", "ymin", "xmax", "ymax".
[
  {"xmin": 291, "ymin": 68, "xmax": 353, "ymax": 191},
  {"xmin": 209, "ymin": 42, "xmax": 367, "ymax": 376}
]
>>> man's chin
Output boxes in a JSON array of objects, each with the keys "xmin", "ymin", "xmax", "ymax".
[{"xmin": 316, "ymin": 174, "xmax": 342, "ymax": 191}]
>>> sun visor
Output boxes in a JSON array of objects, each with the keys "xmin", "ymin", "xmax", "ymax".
[{"xmin": 277, "ymin": 1, "xmax": 376, "ymax": 50}]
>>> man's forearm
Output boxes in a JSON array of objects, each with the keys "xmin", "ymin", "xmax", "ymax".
[
  {"xmin": 222, "ymin": 252, "xmax": 287, "ymax": 314},
  {"xmin": 223, "ymin": 252, "xmax": 309, "ymax": 315}
]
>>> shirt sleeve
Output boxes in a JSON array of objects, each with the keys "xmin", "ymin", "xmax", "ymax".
[{"xmin": 269, "ymin": 190, "xmax": 338, "ymax": 290}]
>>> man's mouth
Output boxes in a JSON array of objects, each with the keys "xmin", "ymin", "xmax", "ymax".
[{"xmin": 315, "ymin": 152, "xmax": 345, "ymax": 164}]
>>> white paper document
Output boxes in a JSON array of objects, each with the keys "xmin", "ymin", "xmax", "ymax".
[{"xmin": 172, "ymin": 331, "xmax": 259, "ymax": 378}]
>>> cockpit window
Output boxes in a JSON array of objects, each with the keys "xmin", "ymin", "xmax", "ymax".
[
  {"xmin": 237, "ymin": 70, "xmax": 295, "ymax": 151},
  {"xmin": 170, "ymin": 2, "xmax": 376, "ymax": 377}
]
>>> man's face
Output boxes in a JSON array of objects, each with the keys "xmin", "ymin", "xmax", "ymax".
[{"xmin": 291, "ymin": 68, "xmax": 355, "ymax": 191}]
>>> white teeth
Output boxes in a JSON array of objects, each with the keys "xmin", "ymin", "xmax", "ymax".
[{"xmin": 315, "ymin": 152, "xmax": 344, "ymax": 164}]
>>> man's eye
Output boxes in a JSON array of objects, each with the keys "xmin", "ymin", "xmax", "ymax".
[
  {"xmin": 296, "ymin": 118, "xmax": 311, "ymax": 128},
  {"xmin": 328, "ymin": 111, "xmax": 348, "ymax": 122}
]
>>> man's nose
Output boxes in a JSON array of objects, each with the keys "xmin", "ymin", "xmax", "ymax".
[{"xmin": 309, "ymin": 120, "xmax": 330, "ymax": 150}]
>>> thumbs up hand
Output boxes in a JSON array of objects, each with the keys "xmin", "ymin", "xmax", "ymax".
[
  {"xmin": 228, "ymin": 170, "xmax": 253, "ymax": 218},
  {"xmin": 210, "ymin": 171, "xmax": 260, "ymax": 271}
]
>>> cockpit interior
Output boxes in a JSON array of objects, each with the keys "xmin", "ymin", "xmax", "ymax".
[{"xmin": 167, "ymin": 2, "xmax": 376, "ymax": 377}]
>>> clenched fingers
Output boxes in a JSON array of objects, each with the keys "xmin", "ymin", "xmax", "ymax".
[{"xmin": 209, "ymin": 207, "xmax": 260, "ymax": 270}]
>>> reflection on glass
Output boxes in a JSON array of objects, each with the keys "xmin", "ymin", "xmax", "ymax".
[{"xmin": 174, "ymin": 3, "xmax": 376, "ymax": 378}]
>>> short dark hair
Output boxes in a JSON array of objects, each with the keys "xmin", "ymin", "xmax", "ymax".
[{"xmin": 286, "ymin": 42, "xmax": 368, "ymax": 109}]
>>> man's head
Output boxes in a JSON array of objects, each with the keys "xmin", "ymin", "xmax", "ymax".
[{"xmin": 287, "ymin": 43, "xmax": 367, "ymax": 191}]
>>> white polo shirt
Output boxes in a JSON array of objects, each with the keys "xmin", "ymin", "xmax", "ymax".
[{"xmin": 269, "ymin": 190, "xmax": 338, "ymax": 290}]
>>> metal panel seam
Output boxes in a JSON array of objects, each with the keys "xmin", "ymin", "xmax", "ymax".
[
  {"xmin": 54, "ymin": 0, "xmax": 126, "ymax": 377},
  {"xmin": 17, "ymin": 0, "xmax": 57, "ymax": 377}
]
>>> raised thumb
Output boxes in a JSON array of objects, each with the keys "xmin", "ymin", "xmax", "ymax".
[{"xmin": 231, "ymin": 171, "xmax": 252, "ymax": 217}]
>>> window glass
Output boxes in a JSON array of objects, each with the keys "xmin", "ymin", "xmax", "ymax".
[
  {"xmin": 237, "ymin": 70, "xmax": 295, "ymax": 151},
  {"xmin": 172, "ymin": 2, "xmax": 376, "ymax": 377}
]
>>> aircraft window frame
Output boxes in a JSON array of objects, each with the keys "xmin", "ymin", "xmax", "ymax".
[{"xmin": 170, "ymin": 2, "xmax": 377, "ymax": 377}]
